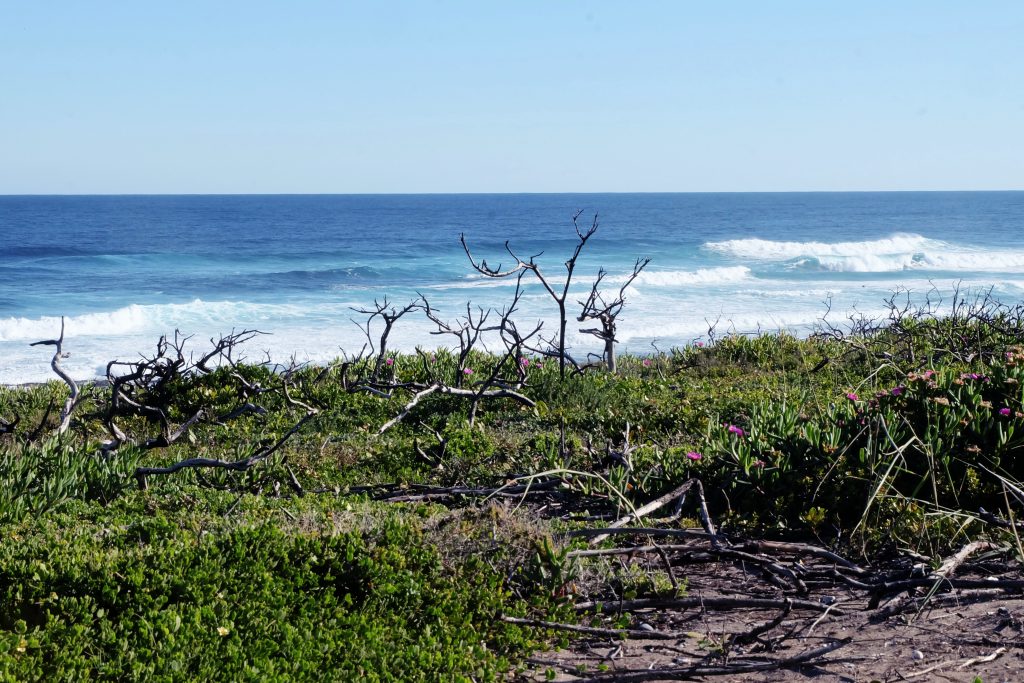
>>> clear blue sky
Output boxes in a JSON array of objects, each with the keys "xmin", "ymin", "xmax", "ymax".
[{"xmin": 1, "ymin": 2, "xmax": 1022, "ymax": 193}]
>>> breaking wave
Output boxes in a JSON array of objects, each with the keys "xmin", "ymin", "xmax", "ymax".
[{"xmin": 704, "ymin": 233, "xmax": 1024, "ymax": 273}]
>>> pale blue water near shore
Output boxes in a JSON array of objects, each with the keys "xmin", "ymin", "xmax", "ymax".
[{"xmin": 1, "ymin": 192, "xmax": 1023, "ymax": 384}]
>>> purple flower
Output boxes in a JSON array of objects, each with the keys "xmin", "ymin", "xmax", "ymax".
[
  {"xmin": 727, "ymin": 424, "xmax": 745, "ymax": 437},
  {"xmin": 1000, "ymin": 407, "xmax": 1013, "ymax": 416},
  {"xmin": 463, "ymin": 367, "xmax": 474, "ymax": 375},
  {"xmin": 385, "ymin": 357, "xmax": 394, "ymax": 366},
  {"xmin": 846, "ymin": 392, "xmax": 859, "ymax": 402},
  {"xmin": 642, "ymin": 359, "xmax": 652, "ymax": 367},
  {"xmin": 891, "ymin": 386, "xmax": 903, "ymax": 397},
  {"xmin": 519, "ymin": 357, "xmax": 529, "ymax": 368},
  {"xmin": 686, "ymin": 451, "xmax": 702, "ymax": 461}
]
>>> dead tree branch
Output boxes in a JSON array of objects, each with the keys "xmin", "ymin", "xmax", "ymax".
[
  {"xmin": 350, "ymin": 297, "xmax": 423, "ymax": 383},
  {"xmin": 578, "ymin": 257, "xmax": 650, "ymax": 373},
  {"xmin": 462, "ymin": 210, "xmax": 599, "ymax": 379},
  {"xmin": 134, "ymin": 411, "xmax": 317, "ymax": 490},
  {"xmin": 30, "ymin": 317, "xmax": 80, "ymax": 434}
]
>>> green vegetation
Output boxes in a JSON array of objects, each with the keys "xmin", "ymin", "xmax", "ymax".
[{"xmin": 2, "ymin": 298, "xmax": 1024, "ymax": 679}]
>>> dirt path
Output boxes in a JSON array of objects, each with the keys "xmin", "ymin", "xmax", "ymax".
[{"xmin": 515, "ymin": 537, "xmax": 1024, "ymax": 682}]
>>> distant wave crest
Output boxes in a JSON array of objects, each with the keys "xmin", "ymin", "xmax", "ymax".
[
  {"xmin": 612, "ymin": 266, "xmax": 753, "ymax": 287},
  {"xmin": 0, "ymin": 299, "xmax": 320, "ymax": 343},
  {"xmin": 704, "ymin": 233, "xmax": 1024, "ymax": 273}
]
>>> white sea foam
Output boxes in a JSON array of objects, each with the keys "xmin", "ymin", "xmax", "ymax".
[
  {"xmin": 0, "ymin": 306, "xmax": 151, "ymax": 342},
  {"xmin": 704, "ymin": 233, "xmax": 1024, "ymax": 273},
  {"xmin": 0, "ymin": 299, "xmax": 358, "ymax": 343},
  {"xmin": 706, "ymin": 233, "xmax": 933, "ymax": 260},
  {"xmin": 611, "ymin": 266, "xmax": 753, "ymax": 287}
]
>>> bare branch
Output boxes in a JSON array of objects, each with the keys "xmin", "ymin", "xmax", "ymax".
[{"xmin": 29, "ymin": 317, "xmax": 80, "ymax": 434}]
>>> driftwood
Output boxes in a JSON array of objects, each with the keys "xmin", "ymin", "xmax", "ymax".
[{"xmin": 30, "ymin": 317, "xmax": 80, "ymax": 434}]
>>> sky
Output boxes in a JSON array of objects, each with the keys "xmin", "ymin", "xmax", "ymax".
[{"xmin": 1, "ymin": 2, "xmax": 1022, "ymax": 194}]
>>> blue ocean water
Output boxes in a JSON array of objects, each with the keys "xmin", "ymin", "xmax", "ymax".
[{"xmin": 2, "ymin": 192, "xmax": 1023, "ymax": 384}]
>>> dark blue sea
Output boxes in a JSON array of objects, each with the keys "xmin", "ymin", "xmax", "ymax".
[{"xmin": 2, "ymin": 192, "xmax": 1023, "ymax": 384}]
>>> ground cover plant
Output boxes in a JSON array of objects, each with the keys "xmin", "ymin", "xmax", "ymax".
[{"xmin": 3, "ymin": 224, "xmax": 1024, "ymax": 680}]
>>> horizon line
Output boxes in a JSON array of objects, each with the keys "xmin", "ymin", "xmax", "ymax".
[{"xmin": 3, "ymin": 188, "xmax": 1024, "ymax": 198}]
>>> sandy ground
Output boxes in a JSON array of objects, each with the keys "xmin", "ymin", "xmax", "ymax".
[{"xmin": 516, "ymin": 544, "xmax": 1024, "ymax": 682}]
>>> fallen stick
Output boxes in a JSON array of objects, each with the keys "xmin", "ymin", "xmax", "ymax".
[
  {"xmin": 731, "ymin": 598, "xmax": 792, "ymax": 645},
  {"xmin": 733, "ymin": 540, "xmax": 867, "ymax": 574},
  {"xmin": 933, "ymin": 540, "xmax": 998, "ymax": 579},
  {"xmin": 499, "ymin": 615, "xmax": 676, "ymax": 640},
  {"xmin": 586, "ymin": 480, "xmax": 698, "ymax": 545},
  {"xmin": 871, "ymin": 576, "xmax": 1024, "ymax": 597},
  {"xmin": 901, "ymin": 646, "xmax": 1006, "ymax": 679},
  {"xmin": 568, "ymin": 543, "xmax": 808, "ymax": 593},
  {"xmin": 565, "ymin": 527, "xmax": 718, "ymax": 543},
  {"xmin": 581, "ymin": 637, "xmax": 851, "ymax": 681},
  {"xmin": 575, "ymin": 596, "xmax": 844, "ymax": 616},
  {"xmin": 377, "ymin": 382, "xmax": 440, "ymax": 434}
]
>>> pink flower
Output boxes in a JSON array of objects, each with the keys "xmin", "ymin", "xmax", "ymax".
[
  {"xmin": 695, "ymin": 341, "xmax": 705, "ymax": 348},
  {"xmin": 923, "ymin": 370, "xmax": 935, "ymax": 379},
  {"xmin": 1000, "ymin": 407, "xmax": 1013, "ymax": 416},
  {"xmin": 686, "ymin": 451, "xmax": 702, "ymax": 461},
  {"xmin": 642, "ymin": 359, "xmax": 652, "ymax": 367},
  {"xmin": 751, "ymin": 459, "xmax": 765, "ymax": 468},
  {"xmin": 846, "ymin": 392, "xmax": 859, "ymax": 402},
  {"xmin": 727, "ymin": 424, "xmax": 745, "ymax": 437},
  {"xmin": 519, "ymin": 357, "xmax": 529, "ymax": 368},
  {"xmin": 385, "ymin": 358, "xmax": 394, "ymax": 366},
  {"xmin": 463, "ymin": 367, "xmax": 473, "ymax": 375}
]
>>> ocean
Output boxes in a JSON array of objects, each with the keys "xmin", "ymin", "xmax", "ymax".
[{"xmin": 2, "ymin": 192, "xmax": 1023, "ymax": 385}]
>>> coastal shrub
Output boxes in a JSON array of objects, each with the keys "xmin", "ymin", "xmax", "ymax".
[
  {"xmin": 0, "ymin": 438, "xmax": 140, "ymax": 524},
  {"xmin": 0, "ymin": 508, "xmax": 553, "ymax": 682}
]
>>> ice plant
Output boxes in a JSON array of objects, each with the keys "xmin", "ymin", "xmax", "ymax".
[
  {"xmin": 891, "ymin": 386, "xmax": 903, "ymax": 396},
  {"xmin": 463, "ymin": 367, "xmax": 473, "ymax": 375},
  {"xmin": 1000, "ymin": 407, "xmax": 1013, "ymax": 416},
  {"xmin": 686, "ymin": 451, "xmax": 702, "ymax": 461},
  {"xmin": 519, "ymin": 357, "xmax": 529, "ymax": 368},
  {"xmin": 846, "ymin": 392, "xmax": 859, "ymax": 402},
  {"xmin": 385, "ymin": 357, "xmax": 394, "ymax": 366},
  {"xmin": 727, "ymin": 424, "xmax": 745, "ymax": 437},
  {"xmin": 217, "ymin": 626, "xmax": 230, "ymax": 637},
  {"xmin": 642, "ymin": 359, "xmax": 652, "ymax": 367}
]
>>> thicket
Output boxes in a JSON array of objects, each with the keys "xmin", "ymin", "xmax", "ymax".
[{"xmin": 2, "ymin": 218, "xmax": 1024, "ymax": 679}]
